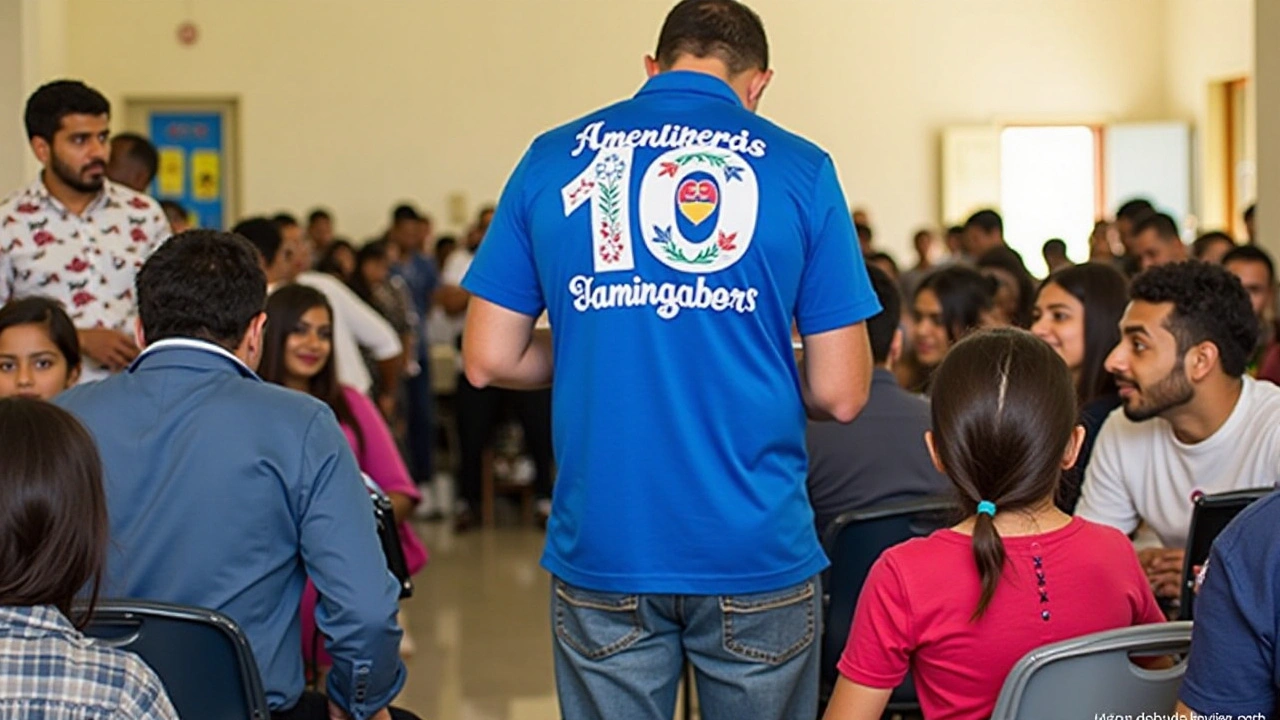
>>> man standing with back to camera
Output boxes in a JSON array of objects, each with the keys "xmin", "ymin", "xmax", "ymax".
[{"xmin": 461, "ymin": 2, "xmax": 879, "ymax": 718}]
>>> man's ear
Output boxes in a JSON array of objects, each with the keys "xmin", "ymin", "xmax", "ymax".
[
  {"xmin": 744, "ymin": 68, "xmax": 773, "ymax": 111},
  {"xmin": 134, "ymin": 316, "xmax": 147, "ymax": 350},
  {"xmin": 30, "ymin": 136, "xmax": 51, "ymax": 166},
  {"xmin": 1185, "ymin": 341, "xmax": 1220, "ymax": 383},
  {"xmin": 888, "ymin": 327, "xmax": 904, "ymax": 366},
  {"xmin": 644, "ymin": 55, "xmax": 662, "ymax": 78},
  {"xmin": 244, "ymin": 311, "xmax": 269, "ymax": 367}
]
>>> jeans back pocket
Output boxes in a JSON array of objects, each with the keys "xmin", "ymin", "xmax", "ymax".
[
  {"xmin": 719, "ymin": 579, "xmax": 817, "ymax": 665},
  {"xmin": 554, "ymin": 580, "xmax": 644, "ymax": 661}
]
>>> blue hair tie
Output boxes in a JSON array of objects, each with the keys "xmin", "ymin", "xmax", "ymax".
[{"xmin": 977, "ymin": 500, "xmax": 997, "ymax": 517}]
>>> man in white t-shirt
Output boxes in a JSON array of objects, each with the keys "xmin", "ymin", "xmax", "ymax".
[{"xmin": 1077, "ymin": 261, "xmax": 1280, "ymax": 600}]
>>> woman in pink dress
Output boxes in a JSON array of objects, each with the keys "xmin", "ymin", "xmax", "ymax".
[{"xmin": 260, "ymin": 284, "xmax": 427, "ymax": 678}]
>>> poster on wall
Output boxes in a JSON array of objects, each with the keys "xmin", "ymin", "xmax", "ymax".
[{"xmin": 148, "ymin": 112, "xmax": 225, "ymax": 229}]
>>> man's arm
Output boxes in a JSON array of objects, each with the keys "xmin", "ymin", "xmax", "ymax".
[
  {"xmin": 435, "ymin": 284, "xmax": 470, "ymax": 315},
  {"xmin": 1073, "ymin": 420, "xmax": 1141, "ymax": 535},
  {"xmin": 462, "ymin": 297, "xmax": 552, "ymax": 390},
  {"xmin": 325, "ymin": 279, "xmax": 403, "ymax": 363},
  {"xmin": 297, "ymin": 409, "xmax": 405, "ymax": 719},
  {"xmin": 800, "ymin": 322, "xmax": 872, "ymax": 423},
  {"xmin": 77, "ymin": 328, "xmax": 140, "ymax": 371}
]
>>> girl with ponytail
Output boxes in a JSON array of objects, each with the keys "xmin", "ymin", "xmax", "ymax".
[{"xmin": 823, "ymin": 329, "xmax": 1164, "ymax": 720}]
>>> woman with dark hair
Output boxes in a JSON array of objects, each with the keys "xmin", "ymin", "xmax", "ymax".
[
  {"xmin": 0, "ymin": 296, "xmax": 81, "ymax": 399},
  {"xmin": 976, "ymin": 245, "xmax": 1037, "ymax": 328},
  {"xmin": 259, "ymin": 285, "xmax": 427, "ymax": 675},
  {"xmin": 315, "ymin": 239, "xmax": 357, "ymax": 283},
  {"xmin": 822, "ymin": 329, "xmax": 1164, "ymax": 720},
  {"xmin": 350, "ymin": 240, "xmax": 417, "ymax": 356},
  {"xmin": 1031, "ymin": 263, "xmax": 1129, "ymax": 512},
  {"xmin": 909, "ymin": 266, "xmax": 999, "ymax": 391},
  {"xmin": 0, "ymin": 397, "xmax": 178, "ymax": 717}
]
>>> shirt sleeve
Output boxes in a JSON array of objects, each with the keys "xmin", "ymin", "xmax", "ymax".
[
  {"xmin": 325, "ymin": 276, "xmax": 403, "ymax": 361},
  {"xmin": 344, "ymin": 387, "xmax": 420, "ymax": 502},
  {"xmin": 296, "ymin": 407, "xmax": 406, "ymax": 718},
  {"xmin": 836, "ymin": 554, "xmax": 914, "ymax": 689},
  {"xmin": 1178, "ymin": 533, "xmax": 1277, "ymax": 716},
  {"xmin": 462, "ymin": 149, "xmax": 545, "ymax": 317},
  {"xmin": 794, "ymin": 155, "xmax": 881, "ymax": 336},
  {"xmin": 1073, "ymin": 418, "xmax": 1141, "ymax": 536}
]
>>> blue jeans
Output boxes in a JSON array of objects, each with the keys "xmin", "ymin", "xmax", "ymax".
[{"xmin": 550, "ymin": 575, "xmax": 821, "ymax": 720}]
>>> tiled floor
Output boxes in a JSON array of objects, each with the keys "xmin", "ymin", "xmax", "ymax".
[{"xmin": 395, "ymin": 522, "xmax": 562, "ymax": 720}]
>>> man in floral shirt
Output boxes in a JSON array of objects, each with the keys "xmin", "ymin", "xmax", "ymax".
[{"xmin": 0, "ymin": 80, "xmax": 170, "ymax": 383}]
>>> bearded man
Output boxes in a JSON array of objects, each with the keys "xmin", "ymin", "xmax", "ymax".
[
  {"xmin": 0, "ymin": 80, "xmax": 170, "ymax": 382},
  {"xmin": 1077, "ymin": 261, "xmax": 1280, "ymax": 600}
]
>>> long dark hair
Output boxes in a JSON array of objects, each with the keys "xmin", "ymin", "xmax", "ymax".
[
  {"xmin": 915, "ymin": 266, "xmax": 997, "ymax": 345},
  {"xmin": 348, "ymin": 240, "xmax": 389, "ymax": 305},
  {"xmin": 259, "ymin": 285, "xmax": 362, "ymax": 450},
  {"xmin": 976, "ymin": 247, "xmax": 1036, "ymax": 328},
  {"xmin": 0, "ymin": 398, "xmax": 106, "ymax": 627},
  {"xmin": 1038, "ymin": 263, "xmax": 1128, "ymax": 407},
  {"xmin": 929, "ymin": 328, "xmax": 1077, "ymax": 620},
  {"xmin": 0, "ymin": 296, "xmax": 82, "ymax": 370},
  {"xmin": 316, "ymin": 240, "xmax": 356, "ymax": 283}
]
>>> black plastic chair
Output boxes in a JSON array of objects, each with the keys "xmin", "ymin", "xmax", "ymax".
[
  {"xmin": 77, "ymin": 600, "xmax": 270, "ymax": 720},
  {"xmin": 820, "ymin": 496, "xmax": 956, "ymax": 714},
  {"xmin": 1178, "ymin": 487, "xmax": 1274, "ymax": 620}
]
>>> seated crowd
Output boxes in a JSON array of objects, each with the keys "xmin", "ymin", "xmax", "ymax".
[{"xmin": 2, "ymin": 60, "xmax": 1279, "ymax": 720}]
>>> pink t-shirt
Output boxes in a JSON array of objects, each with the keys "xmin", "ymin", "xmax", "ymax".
[
  {"xmin": 339, "ymin": 386, "xmax": 427, "ymax": 575},
  {"xmin": 837, "ymin": 516, "xmax": 1164, "ymax": 720}
]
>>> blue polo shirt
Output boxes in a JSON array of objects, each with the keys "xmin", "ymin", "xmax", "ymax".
[
  {"xmin": 463, "ymin": 70, "xmax": 879, "ymax": 594},
  {"xmin": 1179, "ymin": 490, "xmax": 1280, "ymax": 716}
]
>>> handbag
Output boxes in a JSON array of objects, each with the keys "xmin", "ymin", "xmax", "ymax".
[{"xmin": 362, "ymin": 473, "xmax": 414, "ymax": 599}]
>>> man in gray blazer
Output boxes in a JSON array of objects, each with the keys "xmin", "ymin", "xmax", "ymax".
[{"xmin": 56, "ymin": 230, "xmax": 415, "ymax": 720}]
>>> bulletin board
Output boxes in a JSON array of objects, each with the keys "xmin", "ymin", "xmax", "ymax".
[{"xmin": 149, "ymin": 112, "xmax": 226, "ymax": 229}]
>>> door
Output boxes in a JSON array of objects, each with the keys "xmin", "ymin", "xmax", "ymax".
[{"xmin": 124, "ymin": 98, "xmax": 239, "ymax": 230}]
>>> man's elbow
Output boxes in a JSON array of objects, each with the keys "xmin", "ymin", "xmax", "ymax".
[
  {"xmin": 463, "ymin": 363, "xmax": 491, "ymax": 389},
  {"xmin": 462, "ymin": 348, "xmax": 498, "ymax": 389},
  {"xmin": 814, "ymin": 375, "xmax": 871, "ymax": 424},
  {"xmin": 826, "ymin": 387, "xmax": 869, "ymax": 424}
]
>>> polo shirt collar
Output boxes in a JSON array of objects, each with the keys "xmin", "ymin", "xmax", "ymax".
[
  {"xmin": 130, "ymin": 337, "xmax": 260, "ymax": 380},
  {"xmin": 635, "ymin": 70, "xmax": 743, "ymax": 108}
]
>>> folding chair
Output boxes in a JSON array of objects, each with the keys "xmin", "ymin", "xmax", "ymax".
[
  {"xmin": 820, "ymin": 496, "xmax": 956, "ymax": 715},
  {"xmin": 78, "ymin": 600, "xmax": 270, "ymax": 720},
  {"xmin": 990, "ymin": 621, "xmax": 1192, "ymax": 720},
  {"xmin": 1178, "ymin": 487, "xmax": 1273, "ymax": 619}
]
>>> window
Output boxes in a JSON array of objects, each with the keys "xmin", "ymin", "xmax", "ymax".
[{"xmin": 999, "ymin": 126, "xmax": 1096, "ymax": 277}]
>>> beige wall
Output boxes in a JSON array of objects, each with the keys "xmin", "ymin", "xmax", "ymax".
[
  {"xmin": 0, "ymin": 1, "xmax": 24, "ymax": 192},
  {"xmin": 1164, "ymin": 0, "xmax": 1254, "ymax": 234},
  {"xmin": 1, "ymin": 0, "xmax": 70, "ymax": 185},
  {"xmin": 1256, "ymin": 0, "xmax": 1280, "ymax": 255},
  {"xmin": 56, "ymin": 0, "xmax": 1178, "ymax": 259}
]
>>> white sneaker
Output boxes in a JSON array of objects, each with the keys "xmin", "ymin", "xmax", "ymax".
[{"xmin": 511, "ymin": 456, "xmax": 536, "ymax": 486}]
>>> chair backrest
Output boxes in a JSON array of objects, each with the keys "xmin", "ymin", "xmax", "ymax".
[
  {"xmin": 78, "ymin": 600, "xmax": 270, "ymax": 720},
  {"xmin": 990, "ymin": 621, "xmax": 1192, "ymax": 720},
  {"xmin": 1178, "ymin": 487, "xmax": 1274, "ymax": 619},
  {"xmin": 820, "ymin": 496, "xmax": 955, "ymax": 705}
]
